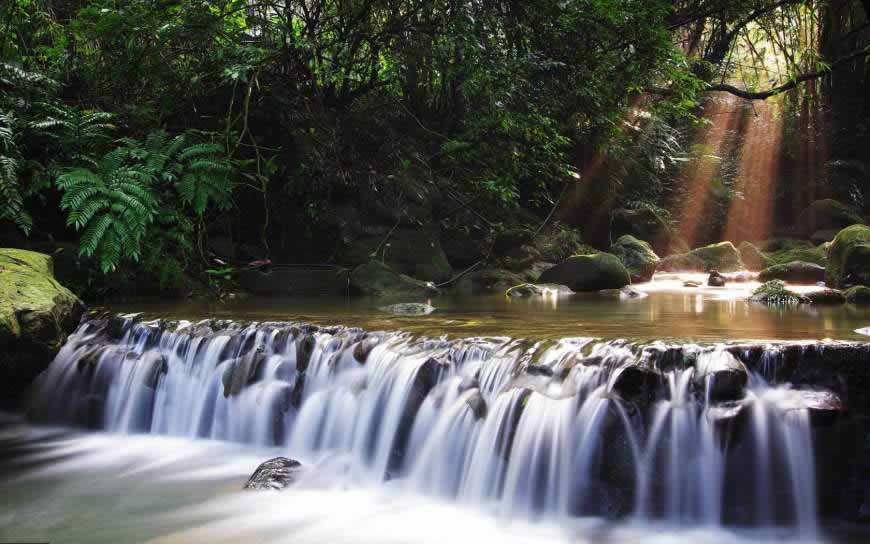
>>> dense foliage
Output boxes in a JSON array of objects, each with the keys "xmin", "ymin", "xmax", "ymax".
[{"xmin": 1, "ymin": 0, "xmax": 868, "ymax": 297}]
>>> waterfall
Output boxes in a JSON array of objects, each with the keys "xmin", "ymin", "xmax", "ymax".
[{"xmin": 26, "ymin": 313, "xmax": 837, "ymax": 534}]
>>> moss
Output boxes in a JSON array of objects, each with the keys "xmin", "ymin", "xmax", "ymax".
[
  {"xmin": 844, "ymin": 285, "xmax": 870, "ymax": 305},
  {"xmin": 800, "ymin": 199, "xmax": 864, "ymax": 233},
  {"xmin": 826, "ymin": 225, "xmax": 870, "ymax": 288},
  {"xmin": 750, "ymin": 280, "xmax": 809, "ymax": 305},
  {"xmin": 659, "ymin": 241, "xmax": 743, "ymax": 272},
  {"xmin": 759, "ymin": 238, "xmax": 814, "ymax": 252},
  {"xmin": 738, "ymin": 241, "xmax": 772, "ymax": 271},
  {"xmin": 610, "ymin": 235, "xmax": 660, "ymax": 282},
  {"xmin": 757, "ymin": 261, "xmax": 825, "ymax": 284},
  {"xmin": 538, "ymin": 252, "xmax": 631, "ymax": 291},
  {"xmin": 766, "ymin": 246, "xmax": 827, "ymax": 266}
]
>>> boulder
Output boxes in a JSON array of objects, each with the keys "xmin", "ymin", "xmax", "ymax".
[
  {"xmin": 349, "ymin": 260, "xmax": 439, "ymax": 298},
  {"xmin": 453, "ymin": 268, "xmax": 525, "ymax": 295},
  {"xmin": 538, "ymin": 253, "xmax": 631, "ymax": 292},
  {"xmin": 502, "ymin": 244, "xmax": 541, "ymax": 272},
  {"xmin": 493, "ymin": 228, "xmax": 534, "ymax": 256},
  {"xmin": 465, "ymin": 390, "xmax": 487, "ymax": 419},
  {"xmin": 810, "ymin": 229, "xmax": 840, "ymax": 246},
  {"xmin": 659, "ymin": 242, "xmax": 743, "ymax": 272},
  {"xmin": 758, "ymin": 261, "xmax": 826, "ymax": 284},
  {"xmin": 826, "ymin": 225, "xmax": 870, "ymax": 288},
  {"xmin": 750, "ymin": 280, "xmax": 809, "ymax": 305},
  {"xmin": 0, "ymin": 249, "xmax": 86, "ymax": 409},
  {"xmin": 609, "ymin": 235, "xmax": 660, "ymax": 282},
  {"xmin": 737, "ymin": 241, "xmax": 771, "ymax": 271},
  {"xmin": 845, "ymin": 286, "xmax": 870, "ymax": 305},
  {"xmin": 244, "ymin": 457, "xmax": 303, "ymax": 490},
  {"xmin": 795, "ymin": 199, "xmax": 864, "ymax": 238},
  {"xmin": 805, "ymin": 289, "xmax": 846, "ymax": 305},
  {"xmin": 610, "ymin": 207, "xmax": 672, "ymax": 254}
]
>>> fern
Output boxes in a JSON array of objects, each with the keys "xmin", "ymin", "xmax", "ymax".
[
  {"xmin": 57, "ymin": 149, "xmax": 159, "ymax": 273},
  {"xmin": 33, "ymin": 103, "xmax": 116, "ymax": 166},
  {"xmin": 0, "ymin": 111, "xmax": 32, "ymax": 234}
]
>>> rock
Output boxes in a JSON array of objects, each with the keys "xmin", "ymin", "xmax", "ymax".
[
  {"xmin": 805, "ymin": 289, "xmax": 846, "ymax": 305},
  {"xmin": 222, "ymin": 349, "xmax": 267, "ymax": 397},
  {"xmin": 722, "ymin": 271, "xmax": 757, "ymax": 282},
  {"xmin": 707, "ymin": 270, "xmax": 726, "ymax": 287},
  {"xmin": 452, "ymin": 268, "xmax": 525, "ymax": 295},
  {"xmin": 610, "ymin": 208, "xmax": 672, "ymax": 255},
  {"xmin": 795, "ymin": 199, "xmax": 864, "ymax": 238},
  {"xmin": 505, "ymin": 283, "xmax": 545, "ymax": 297},
  {"xmin": 856, "ymin": 327, "xmax": 870, "ymax": 336},
  {"xmin": 465, "ymin": 390, "xmax": 487, "ymax": 419},
  {"xmin": 380, "ymin": 302, "xmax": 435, "ymax": 315},
  {"xmin": 845, "ymin": 286, "xmax": 870, "ymax": 305},
  {"xmin": 737, "ymin": 241, "xmax": 771, "ymax": 271},
  {"xmin": 502, "ymin": 244, "xmax": 541, "ymax": 272},
  {"xmin": 353, "ymin": 337, "xmax": 379, "ymax": 363},
  {"xmin": 244, "ymin": 457, "xmax": 303, "ymax": 490},
  {"xmin": 750, "ymin": 280, "xmax": 809, "ymax": 305},
  {"xmin": 826, "ymin": 225, "xmax": 870, "ymax": 288},
  {"xmin": 349, "ymin": 260, "xmax": 439, "ymax": 298},
  {"xmin": 609, "ymin": 235, "xmax": 660, "ymax": 283},
  {"xmin": 441, "ymin": 236, "xmax": 485, "ymax": 269},
  {"xmin": 0, "ymin": 249, "xmax": 86, "ymax": 409},
  {"xmin": 535, "ymin": 229, "xmax": 593, "ymax": 262},
  {"xmin": 610, "ymin": 365, "xmax": 660, "ymax": 406},
  {"xmin": 683, "ymin": 280, "xmax": 702, "ymax": 287},
  {"xmin": 659, "ymin": 242, "xmax": 743, "ymax": 272},
  {"xmin": 758, "ymin": 261, "xmax": 826, "ymax": 285},
  {"xmin": 599, "ymin": 286, "xmax": 647, "ymax": 299},
  {"xmin": 538, "ymin": 253, "xmax": 631, "ymax": 292},
  {"xmin": 694, "ymin": 350, "xmax": 748, "ymax": 402}
]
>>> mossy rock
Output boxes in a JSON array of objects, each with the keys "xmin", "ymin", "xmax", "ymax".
[
  {"xmin": 826, "ymin": 225, "xmax": 870, "ymax": 288},
  {"xmin": 759, "ymin": 238, "xmax": 813, "ymax": 252},
  {"xmin": 659, "ymin": 241, "xmax": 743, "ymax": 272},
  {"xmin": 493, "ymin": 228, "xmax": 535, "ymax": 256},
  {"xmin": 844, "ymin": 286, "xmax": 870, "ymax": 305},
  {"xmin": 610, "ymin": 235, "xmax": 660, "ymax": 282},
  {"xmin": 453, "ymin": 268, "xmax": 525, "ymax": 295},
  {"xmin": 538, "ymin": 252, "xmax": 631, "ymax": 292},
  {"xmin": 0, "ymin": 248, "xmax": 86, "ymax": 409},
  {"xmin": 796, "ymin": 199, "xmax": 864, "ymax": 238},
  {"xmin": 349, "ymin": 260, "xmax": 439, "ymax": 298},
  {"xmin": 750, "ymin": 280, "xmax": 809, "ymax": 305},
  {"xmin": 758, "ymin": 261, "xmax": 826, "ymax": 285},
  {"xmin": 738, "ymin": 241, "xmax": 772, "ymax": 271},
  {"xmin": 766, "ymin": 246, "xmax": 827, "ymax": 267},
  {"xmin": 535, "ymin": 228, "xmax": 595, "ymax": 262},
  {"xmin": 805, "ymin": 289, "xmax": 845, "ymax": 305}
]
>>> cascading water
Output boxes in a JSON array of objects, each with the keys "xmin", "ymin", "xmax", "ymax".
[{"xmin": 24, "ymin": 313, "xmax": 842, "ymax": 537}]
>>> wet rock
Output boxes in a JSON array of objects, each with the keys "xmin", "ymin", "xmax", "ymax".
[
  {"xmin": 0, "ymin": 248, "xmax": 86, "ymax": 409},
  {"xmin": 458, "ymin": 376, "xmax": 480, "ymax": 393},
  {"xmin": 538, "ymin": 252, "xmax": 631, "ymax": 292},
  {"xmin": 758, "ymin": 261, "xmax": 826, "ymax": 284},
  {"xmin": 805, "ymin": 289, "xmax": 846, "ymax": 305},
  {"xmin": 683, "ymin": 280, "xmax": 702, "ymax": 288},
  {"xmin": 525, "ymin": 364, "xmax": 554, "ymax": 377},
  {"xmin": 388, "ymin": 357, "xmax": 443, "ymax": 473},
  {"xmin": 465, "ymin": 390, "xmax": 488, "ymax": 419},
  {"xmin": 222, "ymin": 349, "xmax": 267, "ymax": 397},
  {"xmin": 707, "ymin": 270, "xmax": 726, "ymax": 287},
  {"xmin": 845, "ymin": 286, "xmax": 870, "ymax": 305},
  {"xmin": 790, "ymin": 390, "xmax": 844, "ymax": 425},
  {"xmin": 695, "ymin": 350, "xmax": 748, "ymax": 402},
  {"xmin": 826, "ymin": 225, "xmax": 870, "ymax": 288},
  {"xmin": 610, "ymin": 365, "xmax": 660, "ymax": 406},
  {"xmin": 296, "ymin": 334, "xmax": 316, "ymax": 373},
  {"xmin": 505, "ymin": 283, "xmax": 545, "ymax": 297},
  {"xmin": 380, "ymin": 302, "xmax": 435, "ymax": 315},
  {"xmin": 244, "ymin": 457, "xmax": 303, "ymax": 490},
  {"xmin": 353, "ymin": 337, "xmax": 380, "ymax": 363},
  {"xmin": 599, "ymin": 286, "xmax": 647, "ymax": 299},
  {"xmin": 609, "ymin": 235, "xmax": 660, "ymax": 283},
  {"xmin": 349, "ymin": 260, "xmax": 440, "ymax": 298}
]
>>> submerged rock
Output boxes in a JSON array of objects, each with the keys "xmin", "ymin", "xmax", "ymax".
[
  {"xmin": 609, "ymin": 235, "xmax": 660, "ymax": 283},
  {"xmin": 380, "ymin": 302, "xmax": 436, "ymax": 315},
  {"xmin": 349, "ymin": 260, "xmax": 439, "ymax": 298},
  {"xmin": 538, "ymin": 252, "xmax": 631, "ymax": 292},
  {"xmin": 244, "ymin": 457, "xmax": 303, "ymax": 490},
  {"xmin": 758, "ymin": 261, "xmax": 826, "ymax": 284},
  {"xmin": 826, "ymin": 224, "xmax": 870, "ymax": 288},
  {"xmin": 0, "ymin": 248, "xmax": 86, "ymax": 409}
]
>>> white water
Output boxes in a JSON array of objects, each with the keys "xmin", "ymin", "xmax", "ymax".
[{"xmin": 14, "ymin": 315, "xmax": 836, "ymax": 541}]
